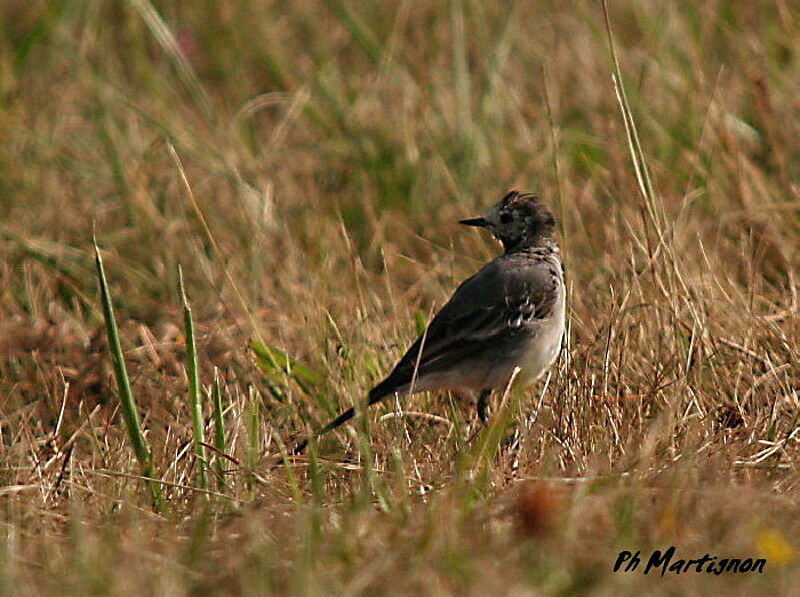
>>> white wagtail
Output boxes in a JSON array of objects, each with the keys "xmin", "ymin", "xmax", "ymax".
[{"xmin": 292, "ymin": 190, "xmax": 565, "ymax": 454}]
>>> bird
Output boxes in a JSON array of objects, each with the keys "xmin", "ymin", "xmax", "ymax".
[{"xmin": 291, "ymin": 190, "xmax": 565, "ymax": 455}]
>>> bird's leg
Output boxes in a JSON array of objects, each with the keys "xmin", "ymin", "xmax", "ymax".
[{"xmin": 476, "ymin": 388, "xmax": 493, "ymax": 424}]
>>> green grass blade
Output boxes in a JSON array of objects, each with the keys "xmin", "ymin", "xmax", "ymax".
[
  {"xmin": 94, "ymin": 240, "xmax": 163, "ymax": 509},
  {"xmin": 414, "ymin": 310, "xmax": 427, "ymax": 336},
  {"xmin": 211, "ymin": 367, "xmax": 227, "ymax": 493},
  {"xmin": 251, "ymin": 340, "xmax": 322, "ymax": 392},
  {"xmin": 179, "ymin": 265, "xmax": 208, "ymax": 492},
  {"xmin": 245, "ymin": 386, "xmax": 261, "ymax": 496},
  {"xmin": 601, "ymin": 0, "xmax": 665, "ymax": 245}
]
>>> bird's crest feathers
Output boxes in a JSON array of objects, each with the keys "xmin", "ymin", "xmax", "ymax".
[{"xmin": 469, "ymin": 189, "xmax": 557, "ymax": 253}]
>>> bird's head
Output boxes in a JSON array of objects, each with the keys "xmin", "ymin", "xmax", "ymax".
[{"xmin": 459, "ymin": 190, "xmax": 557, "ymax": 252}]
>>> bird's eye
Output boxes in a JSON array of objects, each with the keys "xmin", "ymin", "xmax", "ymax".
[{"xmin": 500, "ymin": 213, "xmax": 513, "ymax": 224}]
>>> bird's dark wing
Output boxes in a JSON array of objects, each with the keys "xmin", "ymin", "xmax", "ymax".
[{"xmin": 369, "ymin": 253, "xmax": 559, "ymax": 401}]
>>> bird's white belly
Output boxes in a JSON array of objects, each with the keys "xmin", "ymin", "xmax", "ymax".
[{"xmin": 521, "ymin": 310, "xmax": 563, "ymax": 379}]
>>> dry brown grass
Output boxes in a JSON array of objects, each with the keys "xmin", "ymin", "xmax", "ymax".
[{"xmin": 0, "ymin": 1, "xmax": 798, "ymax": 594}]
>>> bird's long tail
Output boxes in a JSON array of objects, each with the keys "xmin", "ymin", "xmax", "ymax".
[{"xmin": 289, "ymin": 386, "xmax": 394, "ymax": 456}]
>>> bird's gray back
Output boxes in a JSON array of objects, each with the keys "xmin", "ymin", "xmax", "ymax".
[{"xmin": 370, "ymin": 247, "xmax": 564, "ymax": 398}]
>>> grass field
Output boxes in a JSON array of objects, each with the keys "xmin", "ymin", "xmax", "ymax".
[{"xmin": 1, "ymin": 1, "xmax": 799, "ymax": 594}]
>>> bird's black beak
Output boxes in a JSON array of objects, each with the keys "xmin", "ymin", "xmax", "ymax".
[{"xmin": 458, "ymin": 217, "xmax": 488, "ymax": 227}]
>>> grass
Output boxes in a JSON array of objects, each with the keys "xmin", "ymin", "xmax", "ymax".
[{"xmin": 0, "ymin": 0, "xmax": 798, "ymax": 594}]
